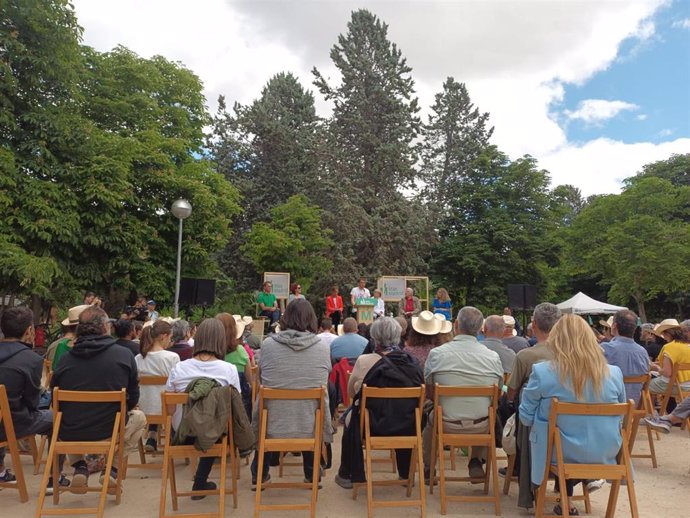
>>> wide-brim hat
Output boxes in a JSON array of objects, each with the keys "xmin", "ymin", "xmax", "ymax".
[
  {"xmin": 598, "ymin": 316, "xmax": 614, "ymax": 328},
  {"xmin": 233, "ymin": 315, "xmax": 246, "ymax": 340},
  {"xmin": 411, "ymin": 311, "xmax": 443, "ymax": 336},
  {"xmin": 653, "ymin": 319, "xmax": 680, "ymax": 337},
  {"xmin": 434, "ymin": 313, "xmax": 453, "ymax": 334},
  {"xmin": 62, "ymin": 304, "xmax": 91, "ymax": 326},
  {"xmin": 502, "ymin": 315, "xmax": 517, "ymax": 337},
  {"xmin": 242, "ymin": 316, "xmax": 253, "ymax": 326}
]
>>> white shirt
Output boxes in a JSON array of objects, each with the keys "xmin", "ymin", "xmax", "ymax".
[
  {"xmin": 165, "ymin": 358, "xmax": 241, "ymax": 430},
  {"xmin": 317, "ymin": 331, "xmax": 337, "ymax": 346},
  {"xmin": 374, "ymin": 297, "xmax": 385, "ymax": 317},
  {"xmin": 350, "ymin": 287, "xmax": 371, "ymax": 312},
  {"xmin": 135, "ymin": 350, "xmax": 180, "ymax": 415}
]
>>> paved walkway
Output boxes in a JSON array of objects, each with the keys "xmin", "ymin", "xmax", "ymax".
[{"xmin": 4, "ymin": 426, "xmax": 689, "ymax": 517}]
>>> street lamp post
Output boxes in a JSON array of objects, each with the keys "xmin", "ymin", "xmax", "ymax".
[{"xmin": 171, "ymin": 199, "xmax": 192, "ymax": 318}]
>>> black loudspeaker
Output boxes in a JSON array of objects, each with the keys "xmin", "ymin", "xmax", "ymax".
[
  {"xmin": 507, "ymin": 284, "xmax": 537, "ymax": 311},
  {"xmin": 179, "ymin": 278, "xmax": 216, "ymax": 306},
  {"xmin": 195, "ymin": 279, "xmax": 216, "ymax": 306},
  {"xmin": 179, "ymin": 278, "xmax": 197, "ymax": 306}
]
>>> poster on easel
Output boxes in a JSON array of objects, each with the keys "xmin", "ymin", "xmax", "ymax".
[
  {"xmin": 263, "ymin": 272, "xmax": 290, "ymax": 300},
  {"xmin": 377, "ymin": 277, "xmax": 406, "ymax": 302}
]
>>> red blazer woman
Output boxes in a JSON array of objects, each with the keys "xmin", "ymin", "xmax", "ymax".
[{"xmin": 325, "ymin": 294, "xmax": 344, "ymax": 317}]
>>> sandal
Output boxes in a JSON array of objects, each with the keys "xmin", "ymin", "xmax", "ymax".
[{"xmin": 553, "ymin": 503, "xmax": 579, "ymax": 516}]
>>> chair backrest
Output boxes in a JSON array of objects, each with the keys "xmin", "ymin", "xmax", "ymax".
[
  {"xmin": 43, "ymin": 359, "xmax": 52, "ymax": 386},
  {"xmin": 360, "ymin": 385, "xmax": 425, "ymax": 437},
  {"xmin": 547, "ymin": 397, "xmax": 634, "ymax": 448},
  {"xmin": 622, "ymin": 374, "xmax": 651, "ymax": 410},
  {"xmin": 52, "ymin": 388, "xmax": 127, "ymax": 446},
  {"xmin": 670, "ymin": 362, "xmax": 690, "ymax": 388},
  {"xmin": 0, "ymin": 385, "xmax": 18, "ymax": 445},
  {"xmin": 139, "ymin": 375, "xmax": 169, "ymax": 386},
  {"xmin": 432, "ymin": 384, "xmax": 499, "ymax": 433},
  {"xmin": 257, "ymin": 386, "xmax": 326, "ymax": 439}
]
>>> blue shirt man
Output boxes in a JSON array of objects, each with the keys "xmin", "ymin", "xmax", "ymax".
[
  {"xmin": 602, "ymin": 310, "xmax": 650, "ymax": 406},
  {"xmin": 330, "ymin": 318, "xmax": 368, "ymax": 361}
]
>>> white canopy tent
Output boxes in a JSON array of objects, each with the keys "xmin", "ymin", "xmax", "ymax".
[{"xmin": 556, "ymin": 292, "xmax": 627, "ymax": 315}]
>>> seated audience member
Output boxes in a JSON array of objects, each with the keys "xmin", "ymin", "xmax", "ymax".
[
  {"xmin": 597, "ymin": 316, "xmax": 614, "ymax": 343},
  {"xmin": 645, "ymin": 393, "xmax": 690, "ymax": 433},
  {"xmin": 639, "ymin": 322, "xmax": 664, "ymax": 360},
  {"xmin": 431, "ymin": 288, "xmax": 452, "ymax": 320},
  {"xmin": 288, "ymin": 283, "xmax": 305, "ymax": 304},
  {"xmin": 423, "ymin": 306, "xmax": 503, "ymax": 481},
  {"xmin": 481, "ymin": 315, "xmax": 517, "ymax": 374},
  {"xmin": 602, "ymin": 310, "xmax": 650, "ymax": 406},
  {"xmin": 168, "ymin": 319, "xmax": 194, "ymax": 360},
  {"xmin": 50, "ymin": 306, "xmax": 146, "ymax": 492},
  {"xmin": 501, "ymin": 315, "xmax": 529, "ymax": 353},
  {"xmin": 166, "ymin": 318, "xmax": 242, "ymax": 497},
  {"xmin": 330, "ymin": 317, "xmax": 368, "ymax": 361},
  {"xmin": 326, "ymin": 286, "xmax": 344, "ymax": 328},
  {"xmin": 526, "ymin": 323, "xmax": 538, "ymax": 346},
  {"xmin": 257, "ymin": 281, "xmax": 281, "ymax": 329},
  {"xmin": 242, "ymin": 317, "xmax": 262, "ymax": 350},
  {"xmin": 251, "ymin": 299, "xmax": 332, "ymax": 489},
  {"xmin": 114, "ymin": 318, "xmax": 140, "ymax": 356},
  {"xmin": 398, "ymin": 287, "xmax": 422, "ymax": 318},
  {"xmin": 0, "ymin": 307, "xmax": 61, "ymax": 489},
  {"xmin": 134, "ymin": 320, "xmax": 179, "ymax": 452},
  {"xmin": 216, "ymin": 313, "xmax": 252, "ymax": 419},
  {"xmin": 405, "ymin": 310, "xmax": 443, "ymax": 370},
  {"xmin": 373, "ymin": 288, "xmax": 385, "ymax": 319},
  {"xmin": 649, "ymin": 319, "xmax": 690, "ymax": 396},
  {"xmin": 504, "ymin": 307, "xmax": 522, "ymax": 336},
  {"xmin": 505, "ymin": 302, "xmax": 561, "ymax": 508},
  {"xmin": 395, "ymin": 316, "xmax": 409, "ymax": 350},
  {"xmin": 51, "ymin": 305, "xmax": 90, "ymax": 369},
  {"xmin": 146, "ymin": 300, "xmax": 159, "ymax": 322},
  {"xmin": 336, "ymin": 317, "xmax": 424, "ymax": 489},
  {"xmin": 317, "ymin": 318, "xmax": 337, "ymax": 346},
  {"xmin": 132, "ymin": 320, "xmax": 143, "ymax": 343},
  {"xmin": 519, "ymin": 314, "xmax": 626, "ymax": 517}
]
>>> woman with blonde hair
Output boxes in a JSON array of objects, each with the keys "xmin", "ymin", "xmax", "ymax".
[
  {"xmin": 519, "ymin": 314, "xmax": 625, "ymax": 516},
  {"xmin": 431, "ymin": 287, "xmax": 452, "ymax": 320}
]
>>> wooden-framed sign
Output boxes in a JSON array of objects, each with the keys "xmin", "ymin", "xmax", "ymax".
[
  {"xmin": 263, "ymin": 272, "xmax": 290, "ymax": 300},
  {"xmin": 377, "ymin": 276, "xmax": 407, "ymax": 302}
]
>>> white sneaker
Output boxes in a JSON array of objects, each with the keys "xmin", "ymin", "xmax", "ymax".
[{"xmin": 586, "ymin": 479, "xmax": 606, "ymax": 493}]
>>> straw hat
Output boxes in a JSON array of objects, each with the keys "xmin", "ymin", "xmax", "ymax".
[
  {"xmin": 502, "ymin": 315, "xmax": 517, "ymax": 337},
  {"xmin": 61, "ymin": 305, "xmax": 91, "ymax": 326},
  {"xmin": 242, "ymin": 316, "xmax": 253, "ymax": 325},
  {"xmin": 598, "ymin": 316, "xmax": 614, "ymax": 328},
  {"xmin": 233, "ymin": 315, "xmax": 246, "ymax": 339},
  {"xmin": 434, "ymin": 313, "xmax": 453, "ymax": 334},
  {"xmin": 653, "ymin": 319, "xmax": 681, "ymax": 337},
  {"xmin": 411, "ymin": 311, "xmax": 443, "ymax": 336}
]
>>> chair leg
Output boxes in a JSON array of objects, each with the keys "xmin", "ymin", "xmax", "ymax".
[
  {"xmin": 230, "ymin": 445, "xmax": 238, "ymax": 509},
  {"xmin": 644, "ymin": 422, "xmax": 658, "ymax": 468},
  {"xmin": 406, "ymin": 448, "xmax": 415, "ymax": 497},
  {"xmin": 365, "ymin": 438, "xmax": 375, "ymax": 518},
  {"xmin": 582, "ymin": 483, "xmax": 591, "ymax": 514},
  {"xmin": 310, "ymin": 443, "xmax": 320, "ymax": 518},
  {"xmin": 489, "ymin": 444, "xmax": 501, "ymax": 516},
  {"xmin": 34, "ymin": 435, "xmax": 47, "ymax": 475},
  {"xmin": 7, "ymin": 435, "xmax": 29, "ymax": 503},
  {"xmin": 158, "ymin": 444, "xmax": 170, "ymax": 518},
  {"xmin": 416, "ymin": 422, "xmax": 427, "ymax": 518},
  {"xmin": 503, "ymin": 454, "xmax": 516, "ymax": 495},
  {"xmin": 389, "ymin": 448, "xmax": 396, "ymax": 473},
  {"xmin": 255, "ymin": 445, "xmax": 266, "ymax": 518},
  {"xmin": 218, "ymin": 442, "xmax": 227, "ymax": 518},
  {"xmin": 35, "ymin": 438, "xmax": 55, "ymax": 518},
  {"xmin": 170, "ymin": 459, "xmax": 179, "ymax": 511},
  {"xmin": 98, "ymin": 437, "xmax": 118, "ymax": 518},
  {"xmin": 438, "ymin": 435, "xmax": 447, "ymax": 515},
  {"xmin": 449, "ymin": 446, "xmax": 456, "ymax": 471},
  {"xmin": 429, "ymin": 417, "xmax": 437, "ymax": 494},
  {"xmin": 534, "ymin": 476, "xmax": 548, "ymax": 518},
  {"xmin": 52, "ymin": 448, "xmax": 60, "ymax": 505}
]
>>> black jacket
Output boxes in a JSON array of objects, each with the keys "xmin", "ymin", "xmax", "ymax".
[
  {"xmin": 51, "ymin": 334, "xmax": 139, "ymax": 441},
  {"xmin": 0, "ymin": 341, "xmax": 43, "ymax": 437},
  {"xmin": 342, "ymin": 350, "xmax": 423, "ymax": 482},
  {"xmin": 115, "ymin": 338, "xmax": 139, "ymax": 357}
]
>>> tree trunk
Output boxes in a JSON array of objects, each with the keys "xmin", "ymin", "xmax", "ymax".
[{"xmin": 634, "ymin": 295, "xmax": 647, "ymax": 323}]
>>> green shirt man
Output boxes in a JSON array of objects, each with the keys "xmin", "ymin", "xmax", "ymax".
[{"xmin": 258, "ymin": 281, "xmax": 281, "ymax": 327}]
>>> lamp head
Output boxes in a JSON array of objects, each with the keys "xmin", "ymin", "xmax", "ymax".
[{"xmin": 171, "ymin": 199, "xmax": 192, "ymax": 220}]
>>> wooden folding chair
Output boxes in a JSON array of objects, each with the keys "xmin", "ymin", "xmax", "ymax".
[
  {"xmin": 125, "ymin": 375, "xmax": 168, "ymax": 474},
  {"xmin": 657, "ymin": 362, "xmax": 690, "ymax": 420},
  {"xmin": 534, "ymin": 398, "xmax": 638, "ymax": 518},
  {"xmin": 624, "ymin": 374, "xmax": 658, "ymax": 468},
  {"xmin": 502, "ymin": 454, "xmax": 518, "ymax": 495},
  {"xmin": 352, "ymin": 385, "xmax": 426, "ymax": 518},
  {"xmin": 0, "ymin": 385, "xmax": 29, "ymax": 503},
  {"xmin": 35, "ymin": 388, "xmax": 127, "ymax": 518},
  {"xmin": 254, "ymin": 386, "xmax": 326, "ymax": 518},
  {"xmin": 158, "ymin": 391, "xmax": 238, "ymax": 518},
  {"xmin": 428, "ymin": 385, "xmax": 500, "ymax": 516}
]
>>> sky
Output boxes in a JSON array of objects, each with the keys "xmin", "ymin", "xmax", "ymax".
[{"xmin": 72, "ymin": 0, "xmax": 690, "ymax": 196}]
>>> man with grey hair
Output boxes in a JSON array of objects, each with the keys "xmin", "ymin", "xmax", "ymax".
[
  {"xmin": 330, "ymin": 317, "xmax": 367, "ymax": 361},
  {"xmin": 398, "ymin": 287, "xmax": 422, "ymax": 318},
  {"xmin": 168, "ymin": 319, "xmax": 193, "ymax": 360},
  {"xmin": 423, "ymin": 306, "xmax": 503, "ymax": 481},
  {"xmin": 481, "ymin": 315, "xmax": 517, "ymax": 373}
]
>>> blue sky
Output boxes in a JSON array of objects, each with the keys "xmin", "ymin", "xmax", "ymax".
[{"xmin": 561, "ymin": 0, "xmax": 690, "ymax": 145}]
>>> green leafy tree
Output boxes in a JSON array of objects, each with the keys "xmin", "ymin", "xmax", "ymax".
[
  {"xmin": 564, "ymin": 176, "xmax": 690, "ymax": 321},
  {"xmin": 430, "ymin": 147, "xmax": 555, "ymax": 312},
  {"xmin": 627, "ymin": 153, "xmax": 690, "ymax": 188},
  {"xmin": 242, "ymin": 195, "xmax": 333, "ymax": 292}
]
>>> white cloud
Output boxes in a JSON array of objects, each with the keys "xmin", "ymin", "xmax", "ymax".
[
  {"xmin": 659, "ymin": 128, "xmax": 673, "ymax": 137},
  {"xmin": 71, "ymin": 0, "xmax": 678, "ymax": 196},
  {"xmin": 565, "ymin": 99, "xmax": 639, "ymax": 124},
  {"xmin": 672, "ymin": 18, "xmax": 690, "ymax": 29},
  {"xmin": 636, "ymin": 114, "xmax": 648, "ymax": 120}
]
